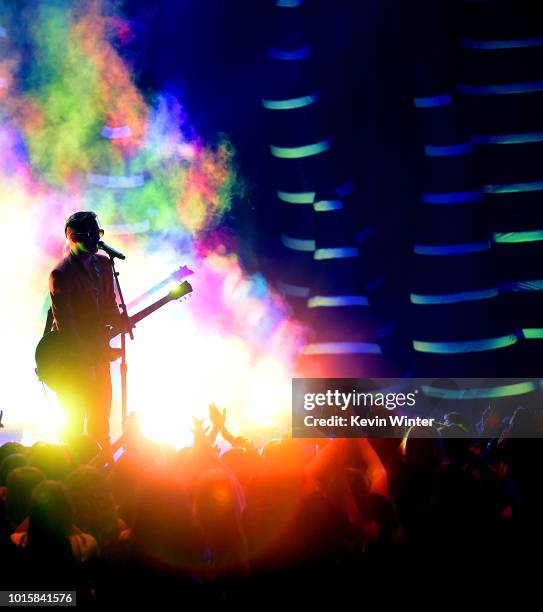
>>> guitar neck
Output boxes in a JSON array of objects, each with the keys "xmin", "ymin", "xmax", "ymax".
[
  {"xmin": 131, "ymin": 294, "xmax": 172, "ymax": 326},
  {"xmin": 109, "ymin": 295, "xmax": 172, "ymax": 340},
  {"xmin": 107, "ymin": 280, "xmax": 191, "ymax": 341}
]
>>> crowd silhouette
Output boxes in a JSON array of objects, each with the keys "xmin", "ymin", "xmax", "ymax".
[{"xmin": 1, "ymin": 403, "xmax": 542, "ymax": 603}]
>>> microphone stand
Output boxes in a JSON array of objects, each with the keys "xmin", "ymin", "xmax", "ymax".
[{"xmin": 108, "ymin": 255, "xmax": 134, "ymax": 433}]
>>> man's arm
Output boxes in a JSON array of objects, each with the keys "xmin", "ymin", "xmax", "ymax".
[{"xmin": 49, "ymin": 269, "xmax": 78, "ymax": 338}]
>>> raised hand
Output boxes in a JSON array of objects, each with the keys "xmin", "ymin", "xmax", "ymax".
[
  {"xmin": 209, "ymin": 402, "xmax": 227, "ymax": 430},
  {"xmin": 192, "ymin": 416, "xmax": 210, "ymax": 445}
]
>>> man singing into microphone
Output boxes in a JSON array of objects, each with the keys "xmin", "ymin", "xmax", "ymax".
[{"xmin": 48, "ymin": 211, "xmax": 125, "ymax": 448}]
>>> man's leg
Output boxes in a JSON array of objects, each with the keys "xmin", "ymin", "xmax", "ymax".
[
  {"xmin": 86, "ymin": 361, "xmax": 112, "ymax": 449},
  {"xmin": 56, "ymin": 383, "xmax": 86, "ymax": 444}
]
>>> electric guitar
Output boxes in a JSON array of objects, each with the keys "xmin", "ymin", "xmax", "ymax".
[{"xmin": 35, "ymin": 276, "xmax": 193, "ymax": 392}]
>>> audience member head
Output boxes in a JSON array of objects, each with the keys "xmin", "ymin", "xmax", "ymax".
[
  {"xmin": 6, "ymin": 467, "xmax": 45, "ymax": 529},
  {"xmin": 26, "ymin": 480, "xmax": 73, "ymax": 564},
  {"xmin": 439, "ymin": 423, "xmax": 471, "ymax": 463},
  {"xmin": 444, "ymin": 412, "xmax": 472, "ymax": 434},
  {"xmin": 66, "ymin": 435, "xmax": 101, "ymax": 467},
  {"xmin": 194, "ymin": 468, "xmax": 243, "ymax": 531},
  {"xmin": 0, "ymin": 442, "xmax": 25, "ymax": 465},
  {"xmin": 131, "ymin": 468, "xmax": 203, "ymax": 573},
  {"xmin": 194, "ymin": 468, "xmax": 248, "ymax": 575},
  {"xmin": 401, "ymin": 425, "xmax": 444, "ymax": 469},
  {"xmin": 107, "ymin": 451, "xmax": 146, "ymax": 526},
  {"xmin": 29, "ymin": 443, "xmax": 73, "ymax": 481},
  {"xmin": 0, "ymin": 453, "xmax": 29, "ymax": 486},
  {"xmin": 66, "ymin": 466, "xmax": 119, "ymax": 548},
  {"xmin": 260, "ymin": 438, "xmax": 306, "ymax": 488},
  {"xmin": 221, "ymin": 447, "xmax": 262, "ymax": 488}
]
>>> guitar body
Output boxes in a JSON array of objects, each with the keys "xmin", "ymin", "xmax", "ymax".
[
  {"xmin": 35, "ymin": 331, "xmax": 73, "ymax": 392},
  {"xmin": 35, "ymin": 279, "xmax": 192, "ymax": 392},
  {"xmin": 35, "ymin": 331, "xmax": 119, "ymax": 392}
]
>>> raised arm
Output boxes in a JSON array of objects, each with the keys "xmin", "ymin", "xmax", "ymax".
[
  {"xmin": 354, "ymin": 438, "xmax": 388, "ymax": 499},
  {"xmin": 209, "ymin": 402, "xmax": 252, "ymax": 449}
]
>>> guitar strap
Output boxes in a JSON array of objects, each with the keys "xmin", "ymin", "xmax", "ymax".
[{"xmin": 43, "ymin": 307, "xmax": 54, "ymax": 337}]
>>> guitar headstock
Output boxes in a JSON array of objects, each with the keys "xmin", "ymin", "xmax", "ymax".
[
  {"xmin": 171, "ymin": 265, "xmax": 194, "ymax": 281},
  {"xmin": 168, "ymin": 280, "xmax": 193, "ymax": 301}
]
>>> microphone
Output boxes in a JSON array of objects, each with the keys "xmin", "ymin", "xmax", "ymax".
[{"xmin": 97, "ymin": 241, "xmax": 126, "ymax": 260}]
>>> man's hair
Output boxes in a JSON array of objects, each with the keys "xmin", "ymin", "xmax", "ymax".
[{"xmin": 64, "ymin": 211, "xmax": 99, "ymax": 236}]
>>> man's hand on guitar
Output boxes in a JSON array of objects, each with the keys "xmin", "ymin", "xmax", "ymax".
[{"xmin": 113, "ymin": 313, "xmax": 134, "ymax": 336}]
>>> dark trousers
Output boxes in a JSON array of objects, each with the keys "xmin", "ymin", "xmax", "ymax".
[{"xmin": 56, "ymin": 359, "xmax": 112, "ymax": 448}]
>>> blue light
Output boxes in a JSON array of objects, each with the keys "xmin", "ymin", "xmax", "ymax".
[
  {"xmin": 335, "ymin": 180, "xmax": 355, "ymax": 197},
  {"xmin": 277, "ymin": 190, "xmax": 314, "ymax": 204},
  {"xmin": 277, "ymin": 282, "xmax": 310, "ymax": 297},
  {"xmin": 87, "ymin": 173, "xmax": 145, "ymax": 188},
  {"xmin": 302, "ymin": 342, "xmax": 382, "ymax": 355},
  {"xmin": 410, "ymin": 287, "xmax": 498, "ymax": 304},
  {"xmin": 473, "ymin": 131, "xmax": 543, "ymax": 144},
  {"xmin": 314, "ymin": 247, "xmax": 359, "ymax": 260},
  {"xmin": 413, "ymin": 334, "xmax": 518, "ymax": 354},
  {"xmin": 421, "ymin": 190, "xmax": 482, "ymax": 204},
  {"xmin": 270, "ymin": 138, "xmax": 332, "ymax": 159},
  {"xmin": 413, "ymin": 94, "xmax": 452, "ymax": 108},
  {"xmin": 484, "ymin": 181, "xmax": 543, "ymax": 194},
  {"xmin": 493, "ymin": 230, "xmax": 543, "ymax": 244},
  {"xmin": 422, "ymin": 381, "xmax": 536, "ymax": 399},
  {"xmin": 414, "ymin": 240, "xmax": 491, "ymax": 255},
  {"xmin": 307, "ymin": 295, "xmax": 369, "ymax": 308},
  {"xmin": 458, "ymin": 81, "xmax": 543, "ymax": 95},
  {"xmin": 281, "ymin": 234, "xmax": 315, "ymax": 251},
  {"xmin": 522, "ymin": 329, "xmax": 543, "ymax": 339},
  {"xmin": 498, "ymin": 279, "xmax": 543, "ymax": 292},
  {"xmin": 313, "ymin": 199, "xmax": 343, "ymax": 211},
  {"xmin": 460, "ymin": 37, "xmax": 543, "ymax": 50},
  {"xmin": 424, "ymin": 143, "xmax": 473, "ymax": 156},
  {"xmin": 262, "ymin": 92, "xmax": 319, "ymax": 110},
  {"xmin": 267, "ymin": 45, "xmax": 311, "ymax": 61}
]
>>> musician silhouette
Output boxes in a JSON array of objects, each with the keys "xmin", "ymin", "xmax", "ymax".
[{"xmin": 48, "ymin": 212, "xmax": 123, "ymax": 448}]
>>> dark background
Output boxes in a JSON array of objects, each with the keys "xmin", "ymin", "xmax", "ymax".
[{"xmin": 123, "ymin": 0, "xmax": 419, "ymax": 268}]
